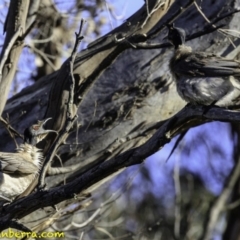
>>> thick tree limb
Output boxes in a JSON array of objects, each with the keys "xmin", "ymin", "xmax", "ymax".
[
  {"xmin": 0, "ymin": 0, "xmax": 39, "ymax": 116},
  {"xmin": 0, "ymin": 104, "xmax": 240, "ymax": 230}
]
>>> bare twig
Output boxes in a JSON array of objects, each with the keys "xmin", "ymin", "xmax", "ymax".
[
  {"xmin": 69, "ymin": 165, "xmax": 141, "ymax": 229},
  {"xmin": 0, "ymin": 116, "xmax": 23, "ymax": 147},
  {"xmin": 193, "ymin": 1, "xmax": 236, "ymax": 48},
  {"xmin": 25, "ymin": 44, "xmax": 57, "ymax": 71},
  {"xmin": 224, "ymin": 198, "xmax": 240, "ymax": 211},
  {"xmin": 145, "ymin": 0, "xmax": 195, "ymax": 40},
  {"xmin": 104, "ymin": 0, "xmax": 113, "ymax": 30},
  {"xmin": 85, "ymin": 100, "xmax": 97, "ymax": 132},
  {"xmin": 38, "ymin": 20, "xmax": 85, "ymax": 188},
  {"xmin": 129, "ymin": 4, "xmax": 240, "ymax": 50},
  {"xmin": 203, "ymin": 155, "xmax": 240, "ymax": 240},
  {"xmin": 166, "ymin": 130, "xmax": 188, "ymax": 162},
  {"xmin": 95, "ymin": 226, "xmax": 115, "ymax": 240},
  {"xmin": 141, "ymin": 0, "xmax": 168, "ymax": 28},
  {"xmin": 173, "ymin": 144, "xmax": 183, "ymax": 239}
]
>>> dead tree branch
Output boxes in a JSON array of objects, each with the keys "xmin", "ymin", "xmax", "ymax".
[{"xmin": 0, "ymin": 104, "xmax": 240, "ymax": 230}]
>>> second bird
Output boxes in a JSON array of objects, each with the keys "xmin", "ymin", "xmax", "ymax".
[
  {"xmin": 0, "ymin": 118, "xmax": 56, "ymax": 202},
  {"xmin": 168, "ymin": 24, "xmax": 240, "ymax": 107}
]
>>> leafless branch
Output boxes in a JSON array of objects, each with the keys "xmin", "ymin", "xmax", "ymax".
[
  {"xmin": 203, "ymin": 154, "xmax": 240, "ymax": 240},
  {"xmin": 174, "ymin": 146, "xmax": 183, "ymax": 239},
  {"xmin": 38, "ymin": 20, "xmax": 85, "ymax": 187}
]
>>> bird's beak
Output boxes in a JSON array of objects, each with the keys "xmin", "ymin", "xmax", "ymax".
[{"xmin": 37, "ymin": 118, "xmax": 58, "ymax": 136}]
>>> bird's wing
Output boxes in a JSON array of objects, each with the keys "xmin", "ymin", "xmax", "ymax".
[
  {"xmin": 0, "ymin": 152, "xmax": 39, "ymax": 174},
  {"xmin": 173, "ymin": 52, "xmax": 240, "ymax": 77}
]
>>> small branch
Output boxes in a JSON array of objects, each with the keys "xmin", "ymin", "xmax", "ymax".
[
  {"xmin": 173, "ymin": 146, "xmax": 183, "ymax": 239},
  {"xmin": 0, "ymin": 116, "xmax": 23, "ymax": 140},
  {"xmin": 202, "ymin": 155, "xmax": 240, "ymax": 240},
  {"xmin": 193, "ymin": 1, "xmax": 236, "ymax": 47},
  {"xmin": 129, "ymin": 23, "xmax": 225, "ymax": 49},
  {"xmin": 146, "ymin": 0, "xmax": 195, "ymax": 40},
  {"xmin": 25, "ymin": 44, "xmax": 57, "ymax": 71},
  {"xmin": 129, "ymin": 4, "xmax": 240, "ymax": 50},
  {"xmin": 68, "ymin": 18, "xmax": 84, "ymax": 119},
  {"xmin": 224, "ymin": 198, "xmax": 240, "ymax": 211},
  {"xmin": 47, "ymin": 162, "xmax": 86, "ymax": 175},
  {"xmin": 141, "ymin": 0, "xmax": 167, "ymax": 28},
  {"xmin": 38, "ymin": 20, "xmax": 84, "ymax": 188}
]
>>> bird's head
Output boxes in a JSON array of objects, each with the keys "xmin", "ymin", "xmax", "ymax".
[
  {"xmin": 24, "ymin": 118, "xmax": 57, "ymax": 145},
  {"xmin": 167, "ymin": 23, "xmax": 186, "ymax": 49}
]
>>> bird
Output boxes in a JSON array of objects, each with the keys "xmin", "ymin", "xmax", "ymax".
[
  {"xmin": 167, "ymin": 23, "xmax": 240, "ymax": 107},
  {"xmin": 0, "ymin": 118, "xmax": 56, "ymax": 202}
]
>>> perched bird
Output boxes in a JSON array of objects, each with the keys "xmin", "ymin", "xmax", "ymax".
[
  {"xmin": 0, "ymin": 118, "xmax": 56, "ymax": 202},
  {"xmin": 168, "ymin": 24, "xmax": 240, "ymax": 107}
]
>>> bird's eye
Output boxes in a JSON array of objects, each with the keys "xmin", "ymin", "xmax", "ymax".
[{"xmin": 32, "ymin": 125, "xmax": 40, "ymax": 130}]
